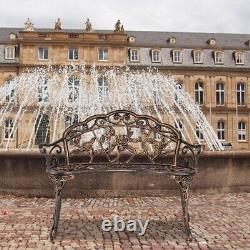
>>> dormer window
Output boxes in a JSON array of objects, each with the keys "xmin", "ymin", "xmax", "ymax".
[
  {"xmin": 5, "ymin": 46, "xmax": 15, "ymax": 59},
  {"xmin": 208, "ymin": 38, "xmax": 216, "ymax": 46},
  {"xmin": 151, "ymin": 49, "xmax": 161, "ymax": 63},
  {"xmin": 214, "ymin": 51, "xmax": 224, "ymax": 64},
  {"xmin": 235, "ymin": 52, "xmax": 244, "ymax": 65},
  {"xmin": 169, "ymin": 37, "xmax": 176, "ymax": 44},
  {"xmin": 129, "ymin": 49, "xmax": 140, "ymax": 62},
  {"xmin": 9, "ymin": 33, "xmax": 17, "ymax": 40},
  {"xmin": 128, "ymin": 36, "xmax": 136, "ymax": 43},
  {"xmin": 172, "ymin": 50, "xmax": 182, "ymax": 63},
  {"xmin": 193, "ymin": 50, "xmax": 203, "ymax": 64}
]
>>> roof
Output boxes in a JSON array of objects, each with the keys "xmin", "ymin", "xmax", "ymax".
[{"xmin": 0, "ymin": 27, "xmax": 250, "ymax": 49}]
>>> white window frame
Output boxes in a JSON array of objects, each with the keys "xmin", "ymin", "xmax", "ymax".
[
  {"xmin": 38, "ymin": 47, "xmax": 48, "ymax": 60},
  {"xmin": 68, "ymin": 76, "xmax": 80, "ymax": 102},
  {"xmin": 238, "ymin": 121, "xmax": 247, "ymax": 142},
  {"xmin": 237, "ymin": 82, "xmax": 245, "ymax": 105},
  {"xmin": 195, "ymin": 81, "xmax": 204, "ymax": 105},
  {"xmin": 5, "ymin": 46, "xmax": 15, "ymax": 60},
  {"xmin": 214, "ymin": 51, "xmax": 224, "ymax": 64},
  {"xmin": 129, "ymin": 49, "xmax": 139, "ymax": 62},
  {"xmin": 68, "ymin": 48, "xmax": 79, "ymax": 61},
  {"xmin": 235, "ymin": 52, "xmax": 244, "ymax": 65},
  {"xmin": 151, "ymin": 49, "xmax": 161, "ymax": 63},
  {"xmin": 172, "ymin": 50, "xmax": 182, "ymax": 63},
  {"xmin": 98, "ymin": 48, "xmax": 108, "ymax": 61},
  {"xmin": 196, "ymin": 126, "xmax": 204, "ymax": 141},
  {"xmin": 4, "ymin": 119, "xmax": 14, "ymax": 139},
  {"xmin": 38, "ymin": 78, "xmax": 49, "ymax": 103},
  {"xmin": 217, "ymin": 120, "xmax": 226, "ymax": 141},
  {"xmin": 193, "ymin": 50, "xmax": 203, "ymax": 64},
  {"xmin": 98, "ymin": 77, "xmax": 109, "ymax": 101},
  {"xmin": 216, "ymin": 82, "xmax": 225, "ymax": 106},
  {"xmin": 5, "ymin": 79, "xmax": 15, "ymax": 102}
]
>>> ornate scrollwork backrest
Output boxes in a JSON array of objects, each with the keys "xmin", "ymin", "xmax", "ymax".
[{"xmin": 62, "ymin": 110, "xmax": 182, "ymax": 166}]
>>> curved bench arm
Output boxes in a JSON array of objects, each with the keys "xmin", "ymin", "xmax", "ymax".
[
  {"xmin": 39, "ymin": 139, "xmax": 65, "ymax": 172},
  {"xmin": 178, "ymin": 140, "xmax": 204, "ymax": 170}
]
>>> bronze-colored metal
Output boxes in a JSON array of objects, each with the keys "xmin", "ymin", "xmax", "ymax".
[{"xmin": 39, "ymin": 109, "xmax": 202, "ymax": 241}]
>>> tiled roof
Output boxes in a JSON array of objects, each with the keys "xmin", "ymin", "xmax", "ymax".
[{"xmin": 1, "ymin": 27, "xmax": 250, "ymax": 50}]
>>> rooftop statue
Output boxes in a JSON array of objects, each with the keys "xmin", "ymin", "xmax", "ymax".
[
  {"xmin": 114, "ymin": 19, "xmax": 124, "ymax": 33},
  {"xmin": 24, "ymin": 18, "xmax": 34, "ymax": 31},
  {"xmin": 54, "ymin": 18, "xmax": 62, "ymax": 31},
  {"xmin": 85, "ymin": 18, "xmax": 92, "ymax": 32}
]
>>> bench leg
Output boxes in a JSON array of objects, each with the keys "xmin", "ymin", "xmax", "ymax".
[
  {"xmin": 175, "ymin": 176, "xmax": 193, "ymax": 240},
  {"xmin": 48, "ymin": 175, "xmax": 72, "ymax": 241}
]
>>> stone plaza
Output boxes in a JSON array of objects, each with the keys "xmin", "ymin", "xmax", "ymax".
[{"xmin": 0, "ymin": 192, "xmax": 249, "ymax": 249}]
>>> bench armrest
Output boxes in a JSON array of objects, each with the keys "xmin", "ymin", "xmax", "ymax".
[
  {"xmin": 39, "ymin": 139, "xmax": 64, "ymax": 172},
  {"xmin": 178, "ymin": 140, "xmax": 204, "ymax": 170}
]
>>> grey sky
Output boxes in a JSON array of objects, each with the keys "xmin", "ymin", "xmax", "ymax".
[{"xmin": 0, "ymin": 0, "xmax": 249, "ymax": 33}]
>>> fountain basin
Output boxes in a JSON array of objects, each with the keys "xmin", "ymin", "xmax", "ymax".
[{"xmin": 0, "ymin": 151, "xmax": 249, "ymax": 197}]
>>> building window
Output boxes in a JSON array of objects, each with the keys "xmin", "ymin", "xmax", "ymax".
[
  {"xmin": 129, "ymin": 49, "xmax": 139, "ymax": 62},
  {"xmin": 195, "ymin": 81, "xmax": 204, "ymax": 105},
  {"xmin": 38, "ymin": 47, "xmax": 48, "ymax": 60},
  {"xmin": 68, "ymin": 48, "xmax": 79, "ymax": 60},
  {"xmin": 98, "ymin": 48, "xmax": 108, "ymax": 61},
  {"xmin": 35, "ymin": 114, "xmax": 50, "ymax": 145},
  {"xmin": 235, "ymin": 52, "xmax": 244, "ymax": 65},
  {"xmin": 172, "ymin": 50, "xmax": 182, "ymax": 63},
  {"xmin": 65, "ymin": 115, "xmax": 79, "ymax": 128},
  {"xmin": 174, "ymin": 120, "xmax": 183, "ymax": 131},
  {"xmin": 193, "ymin": 50, "xmax": 203, "ymax": 63},
  {"xmin": 216, "ymin": 82, "xmax": 225, "ymax": 105},
  {"xmin": 196, "ymin": 126, "xmax": 204, "ymax": 140},
  {"xmin": 5, "ymin": 79, "xmax": 15, "ymax": 102},
  {"xmin": 237, "ymin": 82, "xmax": 245, "ymax": 105},
  {"xmin": 238, "ymin": 121, "xmax": 246, "ymax": 142},
  {"xmin": 68, "ymin": 76, "xmax": 80, "ymax": 102},
  {"xmin": 151, "ymin": 49, "xmax": 161, "ymax": 62},
  {"xmin": 38, "ymin": 78, "xmax": 49, "ymax": 102},
  {"xmin": 214, "ymin": 51, "xmax": 224, "ymax": 64},
  {"xmin": 5, "ymin": 47, "xmax": 15, "ymax": 59},
  {"xmin": 217, "ymin": 120, "xmax": 225, "ymax": 141},
  {"xmin": 98, "ymin": 77, "xmax": 109, "ymax": 101},
  {"xmin": 5, "ymin": 119, "xmax": 14, "ymax": 139}
]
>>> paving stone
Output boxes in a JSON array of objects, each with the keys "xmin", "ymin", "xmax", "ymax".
[{"xmin": 0, "ymin": 193, "xmax": 249, "ymax": 248}]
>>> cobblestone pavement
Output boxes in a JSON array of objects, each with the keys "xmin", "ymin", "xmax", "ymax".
[{"xmin": 0, "ymin": 192, "xmax": 249, "ymax": 249}]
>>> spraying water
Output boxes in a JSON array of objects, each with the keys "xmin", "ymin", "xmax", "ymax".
[{"xmin": 0, "ymin": 65, "xmax": 223, "ymax": 151}]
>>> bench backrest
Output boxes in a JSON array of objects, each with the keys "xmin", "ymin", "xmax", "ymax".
[{"xmin": 62, "ymin": 110, "xmax": 182, "ymax": 166}]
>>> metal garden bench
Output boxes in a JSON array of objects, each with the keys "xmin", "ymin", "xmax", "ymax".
[{"xmin": 39, "ymin": 110, "xmax": 202, "ymax": 241}]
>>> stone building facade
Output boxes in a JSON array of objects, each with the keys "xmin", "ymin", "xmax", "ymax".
[{"xmin": 1, "ymin": 21, "xmax": 250, "ymax": 150}]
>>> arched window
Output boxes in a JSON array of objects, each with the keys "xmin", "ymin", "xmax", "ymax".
[
  {"xmin": 238, "ymin": 121, "xmax": 246, "ymax": 142},
  {"xmin": 98, "ymin": 77, "xmax": 109, "ymax": 101},
  {"xmin": 195, "ymin": 81, "xmax": 204, "ymax": 105},
  {"xmin": 4, "ymin": 119, "xmax": 14, "ymax": 139},
  {"xmin": 217, "ymin": 120, "xmax": 225, "ymax": 141},
  {"xmin": 5, "ymin": 79, "xmax": 15, "ymax": 102},
  {"xmin": 68, "ymin": 76, "xmax": 79, "ymax": 102},
  {"xmin": 237, "ymin": 81, "xmax": 245, "ymax": 105},
  {"xmin": 35, "ymin": 114, "xmax": 50, "ymax": 145},
  {"xmin": 216, "ymin": 82, "xmax": 225, "ymax": 105},
  {"xmin": 38, "ymin": 77, "xmax": 49, "ymax": 102}
]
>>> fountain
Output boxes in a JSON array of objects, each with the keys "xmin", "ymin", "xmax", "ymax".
[{"xmin": 0, "ymin": 65, "xmax": 223, "ymax": 151}]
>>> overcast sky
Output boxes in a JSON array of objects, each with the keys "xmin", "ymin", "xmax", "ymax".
[{"xmin": 0, "ymin": 0, "xmax": 249, "ymax": 34}]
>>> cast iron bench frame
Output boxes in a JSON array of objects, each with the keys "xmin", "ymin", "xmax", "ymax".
[{"xmin": 39, "ymin": 110, "xmax": 202, "ymax": 241}]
